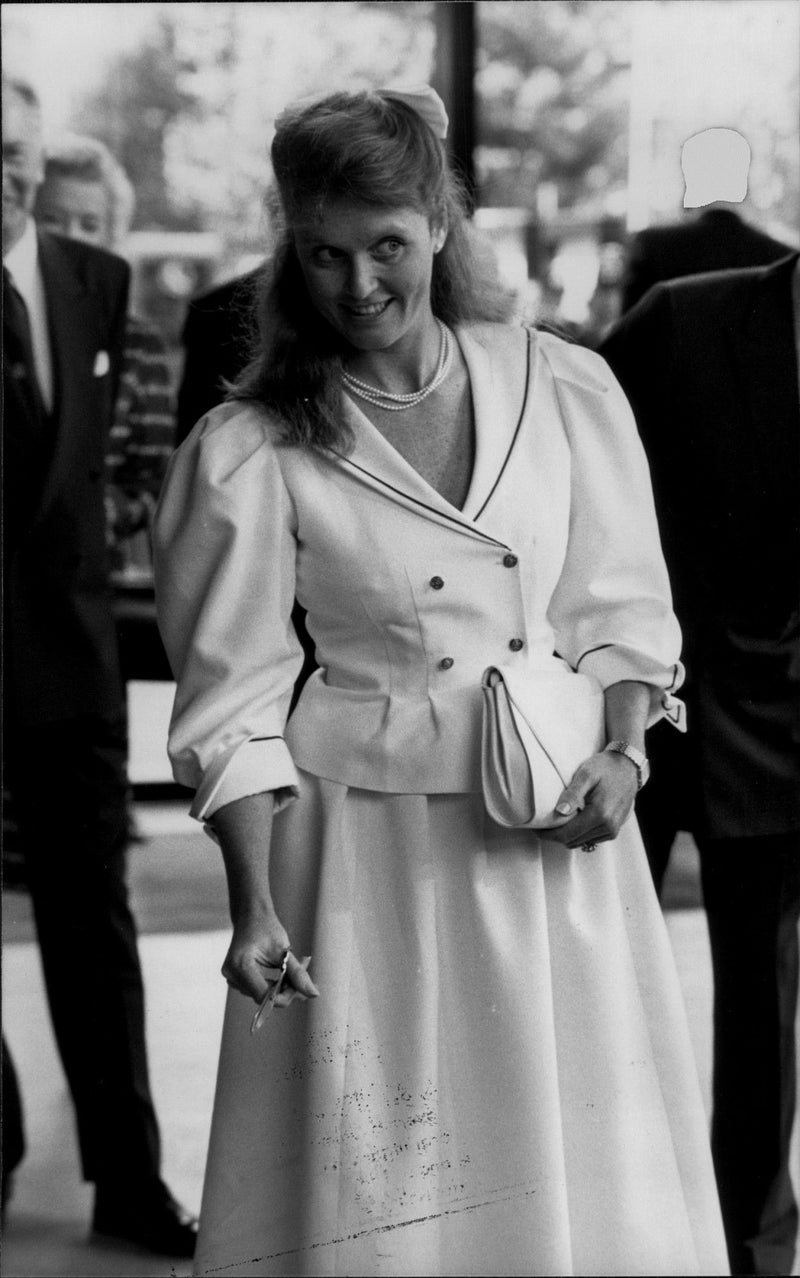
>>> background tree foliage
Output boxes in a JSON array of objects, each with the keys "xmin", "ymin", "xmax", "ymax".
[
  {"xmin": 72, "ymin": 1, "xmax": 436, "ymax": 249},
  {"xmin": 68, "ymin": 0, "xmax": 632, "ymax": 246},
  {"xmin": 73, "ymin": 14, "xmax": 204, "ymax": 231},
  {"xmin": 475, "ymin": 0, "xmax": 630, "ymax": 212},
  {"xmin": 64, "ymin": 0, "xmax": 796, "ymax": 257}
]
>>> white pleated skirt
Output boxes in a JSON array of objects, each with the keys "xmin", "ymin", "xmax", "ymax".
[{"xmin": 193, "ymin": 774, "xmax": 728, "ymax": 1277}]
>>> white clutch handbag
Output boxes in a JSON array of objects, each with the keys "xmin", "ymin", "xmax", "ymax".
[{"xmin": 480, "ymin": 666, "xmax": 606, "ymax": 829}]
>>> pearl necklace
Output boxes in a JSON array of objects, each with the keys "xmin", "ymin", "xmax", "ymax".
[{"xmin": 342, "ymin": 321, "xmax": 452, "ymax": 412}]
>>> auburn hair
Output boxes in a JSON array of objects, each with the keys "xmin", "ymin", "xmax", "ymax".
[{"xmin": 231, "ymin": 90, "xmax": 512, "ymax": 451}]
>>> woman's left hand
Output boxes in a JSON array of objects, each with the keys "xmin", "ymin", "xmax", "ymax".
[{"xmin": 539, "ymin": 751, "xmax": 639, "ymax": 849}]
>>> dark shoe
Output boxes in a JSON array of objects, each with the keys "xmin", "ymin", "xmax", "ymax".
[{"xmin": 93, "ymin": 1179, "xmax": 198, "ymax": 1258}]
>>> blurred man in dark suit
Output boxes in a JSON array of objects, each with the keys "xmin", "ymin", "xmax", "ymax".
[
  {"xmin": 600, "ymin": 252, "xmax": 800, "ymax": 1276},
  {"xmin": 621, "ymin": 128, "xmax": 793, "ymax": 312},
  {"xmin": 2, "ymin": 75, "xmax": 196, "ymax": 1257},
  {"xmin": 176, "ymin": 268, "xmax": 259, "ymax": 444}
]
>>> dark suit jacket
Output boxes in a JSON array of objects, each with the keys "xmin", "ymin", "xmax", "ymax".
[
  {"xmin": 4, "ymin": 231, "xmax": 130, "ymax": 725},
  {"xmin": 175, "ymin": 269, "xmax": 261, "ymax": 444},
  {"xmin": 600, "ymin": 253, "xmax": 800, "ymax": 838},
  {"xmin": 621, "ymin": 208, "xmax": 793, "ymax": 313}
]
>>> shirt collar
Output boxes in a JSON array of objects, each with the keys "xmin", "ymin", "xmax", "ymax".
[{"xmin": 4, "ymin": 217, "xmax": 39, "ymax": 300}]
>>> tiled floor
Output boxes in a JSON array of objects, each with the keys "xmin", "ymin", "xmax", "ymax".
[{"xmin": 2, "ymin": 927, "xmax": 227, "ymax": 1277}]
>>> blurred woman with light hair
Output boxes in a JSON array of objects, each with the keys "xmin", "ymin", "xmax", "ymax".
[{"xmin": 35, "ymin": 134, "xmax": 173, "ymax": 577}]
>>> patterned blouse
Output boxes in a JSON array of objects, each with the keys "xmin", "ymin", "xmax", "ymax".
[{"xmin": 106, "ymin": 314, "xmax": 175, "ymax": 578}]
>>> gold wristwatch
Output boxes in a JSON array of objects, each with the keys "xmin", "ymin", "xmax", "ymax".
[{"xmin": 604, "ymin": 741, "xmax": 650, "ymax": 790}]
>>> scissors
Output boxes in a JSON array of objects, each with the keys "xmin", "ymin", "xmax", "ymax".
[{"xmin": 250, "ymin": 950, "xmax": 312, "ymax": 1034}]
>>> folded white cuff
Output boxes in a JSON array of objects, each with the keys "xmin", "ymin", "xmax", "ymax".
[
  {"xmin": 578, "ymin": 646, "xmax": 686, "ymax": 731},
  {"xmin": 190, "ymin": 736, "xmax": 300, "ymax": 821}
]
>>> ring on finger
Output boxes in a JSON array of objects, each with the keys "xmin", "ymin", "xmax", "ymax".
[{"xmin": 580, "ymin": 841, "xmax": 599, "ymax": 853}]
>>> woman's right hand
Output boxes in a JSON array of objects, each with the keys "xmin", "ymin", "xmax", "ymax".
[
  {"xmin": 212, "ymin": 792, "xmax": 319, "ymax": 1004},
  {"xmin": 221, "ymin": 914, "xmax": 320, "ymax": 1005}
]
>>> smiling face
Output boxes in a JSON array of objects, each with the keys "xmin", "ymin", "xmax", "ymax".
[
  {"xmin": 292, "ymin": 200, "xmax": 447, "ymax": 356},
  {"xmin": 2, "ymin": 85, "xmax": 45, "ymax": 253},
  {"xmin": 35, "ymin": 174, "xmax": 112, "ymax": 248}
]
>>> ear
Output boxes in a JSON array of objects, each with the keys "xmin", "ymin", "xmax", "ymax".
[{"xmin": 431, "ymin": 210, "xmax": 449, "ymax": 254}]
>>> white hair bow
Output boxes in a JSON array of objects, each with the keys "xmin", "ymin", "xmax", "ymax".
[{"xmin": 379, "ymin": 84, "xmax": 449, "ymax": 140}]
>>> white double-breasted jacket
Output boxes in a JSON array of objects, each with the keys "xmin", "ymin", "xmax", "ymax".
[{"xmin": 153, "ymin": 324, "xmax": 684, "ymax": 820}]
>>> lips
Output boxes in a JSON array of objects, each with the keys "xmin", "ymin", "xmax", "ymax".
[{"xmin": 341, "ymin": 299, "xmax": 392, "ymax": 319}]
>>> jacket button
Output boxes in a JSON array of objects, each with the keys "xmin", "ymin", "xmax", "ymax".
[
  {"xmin": 503, "ymin": 553, "xmax": 518, "ymax": 568},
  {"xmin": 439, "ymin": 657, "xmax": 454, "ymax": 670},
  {"xmin": 430, "ymin": 576, "xmax": 444, "ymax": 590},
  {"xmin": 508, "ymin": 638, "xmax": 524, "ymax": 652}
]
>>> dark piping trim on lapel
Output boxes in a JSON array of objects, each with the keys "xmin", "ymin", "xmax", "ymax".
[
  {"xmin": 335, "ymin": 453, "xmax": 510, "ymax": 548},
  {"xmin": 575, "ymin": 642, "xmax": 613, "ymax": 669},
  {"xmin": 472, "ymin": 327, "xmax": 532, "ymax": 523}
]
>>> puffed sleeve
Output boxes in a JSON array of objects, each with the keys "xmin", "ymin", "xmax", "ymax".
[
  {"xmin": 152, "ymin": 402, "xmax": 306, "ymax": 821},
  {"xmin": 541, "ymin": 337, "xmax": 685, "ymax": 729}
]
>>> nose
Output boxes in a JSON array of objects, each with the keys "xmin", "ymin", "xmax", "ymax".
[
  {"xmin": 346, "ymin": 254, "xmax": 376, "ymax": 300},
  {"xmin": 67, "ymin": 218, "xmax": 91, "ymax": 244}
]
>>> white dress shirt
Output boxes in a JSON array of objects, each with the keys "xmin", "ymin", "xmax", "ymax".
[{"xmin": 4, "ymin": 217, "xmax": 54, "ymax": 413}]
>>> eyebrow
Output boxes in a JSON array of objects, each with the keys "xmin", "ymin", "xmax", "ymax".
[{"xmin": 299, "ymin": 225, "xmax": 409, "ymax": 249}]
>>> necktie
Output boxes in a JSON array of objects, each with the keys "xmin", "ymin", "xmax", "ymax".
[{"xmin": 3, "ymin": 266, "xmax": 47, "ymax": 426}]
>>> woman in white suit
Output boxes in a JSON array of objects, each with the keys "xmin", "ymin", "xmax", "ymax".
[{"xmin": 154, "ymin": 87, "xmax": 727, "ymax": 1277}]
